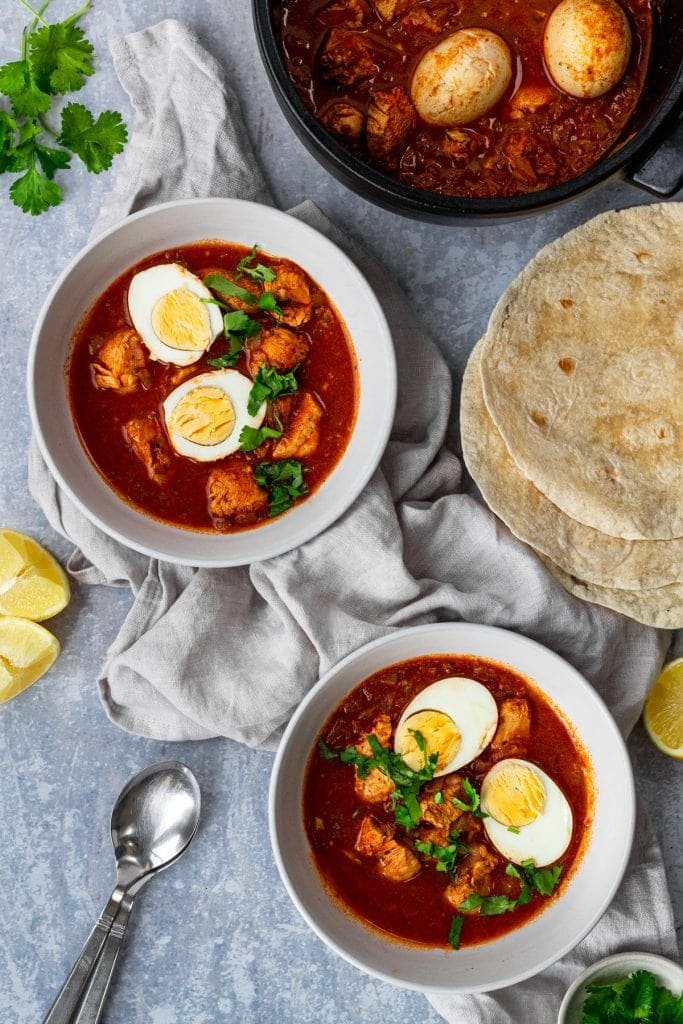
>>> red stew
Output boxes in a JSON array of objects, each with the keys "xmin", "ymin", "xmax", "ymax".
[
  {"xmin": 276, "ymin": 0, "xmax": 652, "ymax": 197},
  {"xmin": 303, "ymin": 655, "xmax": 593, "ymax": 948},
  {"xmin": 68, "ymin": 241, "xmax": 358, "ymax": 533}
]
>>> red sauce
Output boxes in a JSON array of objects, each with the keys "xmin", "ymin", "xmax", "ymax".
[
  {"xmin": 303, "ymin": 654, "xmax": 593, "ymax": 948},
  {"xmin": 276, "ymin": 0, "xmax": 652, "ymax": 197},
  {"xmin": 67, "ymin": 241, "xmax": 358, "ymax": 533}
]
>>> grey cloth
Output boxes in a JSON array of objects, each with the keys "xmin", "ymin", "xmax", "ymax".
[{"xmin": 28, "ymin": 19, "xmax": 679, "ymax": 1022}]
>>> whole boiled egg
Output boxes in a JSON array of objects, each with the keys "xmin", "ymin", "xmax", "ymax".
[
  {"xmin": 128, "ymin": 264, "xmax": 223, "ymax": 366},
  {"xmin": 162, "ymin": 369, "xmax": 265, "ymax": 462},
  {"xmin": 394, "ymin": 677, "xmax": 498, "ymax": 775},
  {"xmin": 410, "ymin": 29, "xmax": 513, "ymax": 127},
  {"xmin": 480, "ymin": 758, "xmax": 573, "ymax": 866},
  {"xmin": 543, "ymin": 0, "xmax": 632, "ymax": 98}
]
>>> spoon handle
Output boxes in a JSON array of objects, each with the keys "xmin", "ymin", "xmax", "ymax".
[
  {"xmin": 42, "ymin": 890, "xmax": 123, "ymax": 1024},
  {"xmin": 71, "ymin": 893, "xmax": 135, "ymax": 1024}
]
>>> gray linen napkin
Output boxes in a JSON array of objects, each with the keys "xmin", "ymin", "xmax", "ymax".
[{"xmin": 28, "ymin": 20, "xmax": 679, "ymax": 1021}]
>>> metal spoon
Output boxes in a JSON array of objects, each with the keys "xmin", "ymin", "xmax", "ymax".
[{"xmin": 43, "ymin": 761, "xmax": 201, "ymax": 1024}]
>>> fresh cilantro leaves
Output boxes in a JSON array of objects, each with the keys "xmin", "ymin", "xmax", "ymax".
[
  {"xmin": 582, "ymin": 970, "xmax": 683, "ymax": 1024},
  {"xmin": 0, "ymin": 0, "xmax": 127, "ymax": 214},
  {"xmin": 519, "ymin": 859, "xmax": 563, "ymax": 896},
  {"xmin": 452, "ymin": 778, "xmax": 488, "ymax": 819},
  {"xmin": 317, "ymin": 729, "xmax": 438, "ymax": 830},
  {"xmin": 254, "ymin": 459, "xmax": 307, "ymax": 517},
  {"xmin": 237, "ymin": 244, "xmax": 277, "ymax": 284},
  {"xmin": 203, "ymin": 272, "xmax": 256, "ymax": 307},
  {"xmin": 458, "ymin": 892, "xmax": 518, "ymax": 916},
  {"xmin": 448, "ymin": 915, "xmax": 464, "ymax": 950},
  {"xmin": 248, "ymin": 364, "xmax": 298, "ymax": 415},
  {"xmin": 238, "ymin": 422, "xmax": 283, "ymax": 452},
  {"xmin": 414, "ymin": 828, "xmax": 468, "ymax": 876},
  {"xmin": 205, "ymin": 307, "xmax": 260, "ymax": 367}
]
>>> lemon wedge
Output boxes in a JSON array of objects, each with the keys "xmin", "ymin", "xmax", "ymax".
[
  {"xmin": 0, "ymin": 616, "xmax": 60, "ymax": 703},
  {"xmin": 643, "ymin": 658, "xmax": 683, "ymax": 760},
  {"xmin": 0, "ymin": 529, "xmax": 70, "ymax": 621}
]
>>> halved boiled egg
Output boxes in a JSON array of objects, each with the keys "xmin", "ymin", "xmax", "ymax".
[
  {"xmin": 481, "ymin": 758, "xmax": 573, "ymax": 865},
  {"xmin": 411, "ymin": 29, "xmax": 513, "ymax": 127},
  {"xmin": 128, "ymin": 264, "xmax": 223, "ymax": 366},
  {"xmin": 543, "ymin": 0, "xmax": 632, "ymax": 99},
  {"xmin": 162, "ymin": 369, "xmax": 266, "ymax": 462},
  {"xmin": 394, "ymin": 677, "xmax": 498, "ymax": 775}
]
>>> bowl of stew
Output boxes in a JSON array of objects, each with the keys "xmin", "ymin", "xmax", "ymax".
[
  {"xmin": 28, "ymin": 198, "xmax": 396, "ymax": 566},
  {"xmin": 253, "ymin": 0, "xmax": 683, "ymax": 220},
  {"xmin": 270, "ymin": 622, "xmax": 635, "ymax": 991}
]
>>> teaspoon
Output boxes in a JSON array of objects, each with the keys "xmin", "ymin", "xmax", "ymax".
[{"xmin": 42, "ymin": 761, "xmax": 201, "ymax": 1024}]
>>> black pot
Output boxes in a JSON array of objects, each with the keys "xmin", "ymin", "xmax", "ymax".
[{"xmin": 253, "ymin": 0, "xmax": 683, "ymax": 222}]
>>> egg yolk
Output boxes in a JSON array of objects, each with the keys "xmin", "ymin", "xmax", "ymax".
[
  {"xmin": 484, "ymin": 763, "xmax": 546, "ymax": 827},
  {"xmin": 396, "ymin": 710, "xmax": 461, "ymax": 771},
  {"xmin": 151, "ymin": 288, "xmax": 212, "ymax": 351},
  {"xmin": 168, "ymin": 386, "xmax": 236, "ymax": 446}
]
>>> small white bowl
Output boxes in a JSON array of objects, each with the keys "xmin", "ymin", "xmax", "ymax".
[
  {"xmin": 269, "ymin": 622, "xmax": 635, "ymax": 993},
  {"xmin": 558, "ymin": 952, "xmax": 683, "ymax": 1023},
  {"xmin": 27, "ymin": 198, "xmax": 396, "ymax": 567}
]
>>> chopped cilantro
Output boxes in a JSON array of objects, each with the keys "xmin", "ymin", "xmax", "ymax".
[
  {"xmin": 448, "ymin": 915, "xmax": 464, "ymax": 950},
  {"xmin": 0, "ymin": 0, "xmax": 127, "ymax": 214},
  {"xmin": 582, "ymin": 969, "xmax": 683, "ymax": 1024},
  {"xmin": 433, "ymin": 790, "xmax": 444, "ymax": 805},
  {"xmin": 520, "ymin": 859, "xmax": 563, "ymax": 897},
  {"xmin": 457, "ymin": 892, "xmax": 518, "ymax": 916},
  {"xmin": 452, "ymin": 778, "xmax": 488, "ymax": 819},
  {"xmin": 237, "ymin": 244, "xmax": 277, "ymax": 283},
  {"xmin": 414, "ymin": 828, "xmax": 468, "ymax": 876},
  {"xmin": 247, "ymin": 364, "xmax": 298, "ymax": 415},
  {"xmin": 507, "ymin": 826, "xmax": 521, "ymax": 835},
  {"xmin": 254, "ymin": 459, "xmax": 308, "ymax": 517},
  {"xmin": 258, "ymin": 291, "xmax": 282, "ymax": 317},
  {"xmin": 203, "ymin": 272, "xmax": 256, "ymax": 307},
  {"xmin": 206, "ymin": 309, "xmax": 260, "ymax": 367},
  {"xmin": 238, "ymin": 422, "xmax": 283, "ymax": 452}
]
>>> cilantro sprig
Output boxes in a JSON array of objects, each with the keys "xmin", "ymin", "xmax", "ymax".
[
  {"xmin": 582, "ymin": 969, "xmax": 683, "ymax": 1024},
  {"xmin": 238, "ymin": 421, "xmax": 283, "ymax": 453},
  {"xmin": 248, "ymin": 364, "xmax": 298, "ymax": 415},
  {"xmin": 452, "ymin": 778, "xmax": 488, "ymax": 819},
  {"xmin": 414, "ymin": 828, "xmax": 468, "ymax": 876},
  {"xmin": 237, "ymin": 244, "xmax": 277, "ymax": 284},
  {"xmin": 254, "ymin": 459, "xmax": 308, "ymax": 517},
  {"xmin": 318, "ymin": 729, "xmax": 438, "ymax": 830},
  {"xmin": 1, "ymin": 0, "xmax": 127, "ymax": 214}
]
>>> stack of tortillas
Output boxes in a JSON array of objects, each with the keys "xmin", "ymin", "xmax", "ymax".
[{"xmin": 461, "ymin": 203, "xmax": 682, "ymax": 628}]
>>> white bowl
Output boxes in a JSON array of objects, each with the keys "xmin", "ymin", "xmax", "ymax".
[
  {"xmin": 558, "ymin": 952, "xmax": 683, "ymax": 1023},
  {"xmin": 27, "ymin": 198, "xmax": 396, "ymax": 567},
  {"xmin": 269, "ymin": 622, "xmax": 635, "ymax": 993}
]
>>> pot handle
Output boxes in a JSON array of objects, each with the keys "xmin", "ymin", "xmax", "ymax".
[{"xmin": 623, "ymin": 112, "xmax": 683, "ymax": 197}]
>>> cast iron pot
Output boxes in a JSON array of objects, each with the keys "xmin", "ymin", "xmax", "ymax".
[{"xmin": 253, "ymin": 0, "xmax": 683, "ymax": 222}]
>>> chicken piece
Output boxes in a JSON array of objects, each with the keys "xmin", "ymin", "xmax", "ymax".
[
  {"xmin": 444, "ymin": 129, "xmax": 473, "ymax": 163},
  {"xmin": 246, "ymin": 326, "xmax": 310, "ymax": 377},
  {"xmin": 355, "ymin": 816, "xmax": 421, "ymax": 882},
  {"xmin": 490, "ymin": 698, "xmax": 531, "ymax": 757},
  {"xmin": 201, "ymin": 266, "xmax": 258, "ymax": 312},
  {"xmin": 323, "ymin": 0, "xmax": 369, "ymax": 27},
  {"xmin": 444, "ymin": 842, "xmax": 501, "ymax": 910},
  {"xmin": 320, "ymin": 102, "xmax": 365, "ymax": 145},
  {"xmin": 354, "ymin": 713, "xmax": 395, "ymax": 803},
  {"xmin": 507, "ymin": 85, "xmax": 553, "ymax": 120},
  {"xmin": 92, "ymin": 328, "xmax": 150, "ymax": 394},
  {"xmin": 264, "ymin": 263, "xmax": 313, "ymax": 328},
  {"xmin": 397, "ymin": 4, "xmax": 446, "ymax": 33},
  {"xmin": 123, "ymin": 415, "xmax": 173, "ymax": 484},
  {"xmin": 503, "ymin": 131, "xmax": 559, "ymax": 186},
  {"xmin": 272, "ymin": 393, "xmax": 324, "ymax": 460},
  {"xmin": 208, "ymin": 463, "xmax": 268, "ymax": 520},
  {"xmin": 419, "ymin": 774, "xmax": 465, "ymax": 829},
  {"xmin": 367, "ymin": 86, "xmax": 416, "ymax": 171},
  {"xmin": 374, "ymin": 0, "xmax": 415, "ymax": 21},
  {"xmin": 319, "ymin": 29, "xmax": 378, "ymax": 87}
]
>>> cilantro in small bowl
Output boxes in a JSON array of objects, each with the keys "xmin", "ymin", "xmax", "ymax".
[{"xmin": 558, "ymin": 954, "xmax": 683, "ymax": 1024}]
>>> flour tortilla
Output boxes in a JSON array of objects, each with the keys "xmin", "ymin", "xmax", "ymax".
[
  {"xmin": 537, "ymin": 554, "xmax": 683, "ymax": 629},
  {"xmin": 480, "ymin": 203, "xmax": 683, "ymax": 540},
  {"xmin": 461, "ymin": 341, "xmax": 683, "ymax": 589}
]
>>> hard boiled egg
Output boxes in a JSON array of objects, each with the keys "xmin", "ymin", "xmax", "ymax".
[
  {"xmin": 162, "ymin": 369, "xmax": 265, "ymax": 462},
  {"xmin": 481, "ymin": 758, "xmax": 573, "ymax": 865},
  {"xmin": 410, "ymin": 29, "xmax": 513, "ymax": 127},
  {"xmin": 394, "ymin": 677, "xmax": 499, "ymax": 775},
  {"xmin": 128, "ymin": 264, "xmax": 223, "ymax": 366},
  {"xmin": 543, "ymin": 0, "xmax": 632, "ymax": 98}
]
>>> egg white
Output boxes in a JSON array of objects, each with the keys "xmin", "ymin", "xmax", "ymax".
[
  {"xmin": 481, "ymin": 758, "xmax": 573, "ymax": 866},
  {"xmin": 162, "ymin": 369, "xmax": 266, "ymax": 462},
  {"xmin": 394, "ymin": 676, "xmax": 499, "ymax": 776},
  {"xmin": 128, "ymin": 263, "xmax": 223, "ymax": 366}
]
